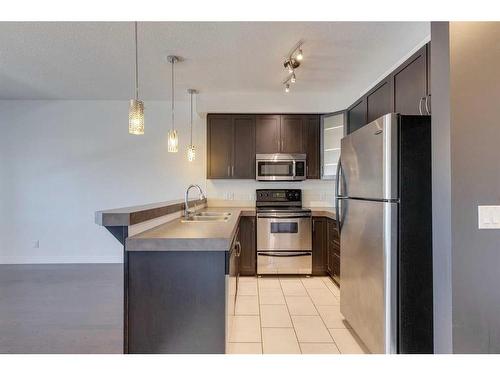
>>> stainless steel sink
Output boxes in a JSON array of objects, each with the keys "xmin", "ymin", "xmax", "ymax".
[
  {"xmin": 181, "ymin": 215, "xmax": 230, "ymax": 223},
  {"xmin": 195, "ymin": 211, "xmax": 232, "ymax": 217}
]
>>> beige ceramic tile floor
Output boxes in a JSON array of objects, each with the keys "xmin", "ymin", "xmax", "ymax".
[{"xmin": 227, "ymin": 276, "xmax": 370, "ymax": 354}]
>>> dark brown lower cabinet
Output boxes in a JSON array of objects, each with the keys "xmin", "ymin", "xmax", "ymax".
[
  {"xmin": 238, "ymin": 216, "xmax": 256, "ymax": 276},
  {"xmin": 312, "ymin": 217, "xmax": 327, "ymax": 276},
  {"xmin": 326, "ymin": 219, "xmax": 340, "ymax": 285},
  {"xmin": 327, "ymin": 218, "xmax": 340, "ymax": 285}
]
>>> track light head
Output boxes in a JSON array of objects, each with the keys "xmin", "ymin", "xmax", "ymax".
[
  {"xmin": 284, "ymin": 58, "xmax": 300, "ymax": 73},
  {"xmin": 296, "ymin": 49, "xmax": 303, "ymax": 61},
  {"xmin": 291, "ymin": 73, "xmax": 296, "ymax": 83},
  {"xmin": 285, "ymin": 83, "xmax": 290, "ymax": 93}
]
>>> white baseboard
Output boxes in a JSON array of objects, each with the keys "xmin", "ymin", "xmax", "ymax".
[{"xmin": 0, "ymin": 255, "xmax": 123, "ymax": 264}]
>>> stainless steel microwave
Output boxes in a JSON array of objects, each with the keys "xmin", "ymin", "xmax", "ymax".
[{"xmin": 255, "ymin": 154, "xmax": 307, "ymax": 181}]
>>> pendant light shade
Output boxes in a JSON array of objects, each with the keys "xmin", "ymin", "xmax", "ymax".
[
  {"xmin": 168, "ymin": 129, "xmax": 179, "ymax": 152},
  {"xmin": 129, "ymin": 99, "xmax": 144, "ymax": 135},
  {"xmin": 167, "ymin": 55, "xmax": 180, "ymax": 153},
  {"xmin": 129, "ymin": 22, "xmax": 144, "ymax": 135},
  {"xmin": 187, "ymin": 88, "xmax": 197, "ymax": 162},
  {"xmin": 187, "ymin": 144, "xmax": 196, "ymax": 162}
]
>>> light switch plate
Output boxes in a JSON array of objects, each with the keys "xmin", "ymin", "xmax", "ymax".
[{"xmin": 478, "ymin": 205, "xmax": 500, "ymax": 229}]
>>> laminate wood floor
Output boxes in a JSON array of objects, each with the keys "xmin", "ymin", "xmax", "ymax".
[{"xmin": 0, "ymin": 264, "xmax": 123, "ymax": 353}]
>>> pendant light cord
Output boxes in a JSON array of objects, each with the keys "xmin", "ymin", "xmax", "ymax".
[
  {"xmin": 134, "ymin": 22, "xmax": 139, "ymax": 100},
  {"xmin": 190, "ymin": 91, "xmax": 193, "ymax": 145},
  {"xmin": 171, "ymin": 59, "xmax": 175, "ymax": 131}
]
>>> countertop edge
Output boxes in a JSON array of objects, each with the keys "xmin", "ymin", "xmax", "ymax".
[{"xmin": 95, "ymin": 198, "xmax": 207, "ymax": 227}]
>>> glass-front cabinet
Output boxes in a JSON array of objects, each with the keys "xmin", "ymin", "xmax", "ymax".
[{"xmin": 321, "ymin": 111, "xmax": 345, "ymax": 179}]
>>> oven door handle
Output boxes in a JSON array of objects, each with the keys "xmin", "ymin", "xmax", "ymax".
[
  {"xmin": 257, "ymin": 252, "xmax": 312, "ymax": 257},
  {"xmin": 257, "ymin": 214, "xmax": 311, "ymax": 219}
]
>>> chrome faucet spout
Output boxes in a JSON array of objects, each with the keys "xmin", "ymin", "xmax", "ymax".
[{"xmin": 184, "ymin": 184, "xmax": 206, "ymax": 218}]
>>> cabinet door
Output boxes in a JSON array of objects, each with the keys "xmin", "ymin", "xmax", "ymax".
[
  {"xmin": 312, "ymin": 217, "xmax": 327, "ymax": 276},
  {"xmin": 232, "ymin": 115, "xmax": 256, "ymax": 179},
  {"xmin": 303, "ymin": 115, "xmax": 320, "ymax": 179},
  {"xmin": 393, "ymin": 46, "xmax": 428, "ymax": 115},
  {"xmin": 321, "ymin": 112, "xmax": 345, "ymax": 179},
  {"xmin": 347, "ymin": 98, "xmax": 367, "ymax": 134},
  {"xmin": 366, "ymin": 80, "xmax": 392, "ymax": 124},
  {"xmin": 207, "ymin": 115, "xmax": 233, "ymax": 179},
  {"xmin": 239, "ymin": 216, "xmax": 256, "ymax": 276},
  {"xmin": 256, "ymin": 115, "xmax": 280, "ymax": 154},
  {"xmin": 280, "ymin": 115, "xmax": 304, "ymax": 153}
]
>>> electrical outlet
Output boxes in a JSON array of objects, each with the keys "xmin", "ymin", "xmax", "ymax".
[{"xmin": 478, "ymin": 205, "xmax": 500, "ymax": 229}]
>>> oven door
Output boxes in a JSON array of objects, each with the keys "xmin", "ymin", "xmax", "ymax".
[
  {"xmin": 257, "ymin": 216, "xmax": 312, "ymax": 251},
  {"xmin": 257, "ymin": 251, "xmax": 312, "ymax": 274}
]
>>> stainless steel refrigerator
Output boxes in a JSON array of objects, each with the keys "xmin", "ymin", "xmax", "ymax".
[{"xmin": 335, "ymin": 113, "xmax": 433, "ymax": 354}]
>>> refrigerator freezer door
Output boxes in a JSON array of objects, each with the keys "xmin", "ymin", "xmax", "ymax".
[
  {"xmin": 339, "ymin": 198, "xmax": 397, "ymax": 354},
  {"xmin": 340, "ymin": 113, "xmax": 398, "ymax": 200}
]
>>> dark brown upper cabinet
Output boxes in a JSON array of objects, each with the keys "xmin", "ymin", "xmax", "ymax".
[
  {"xmin": 207, "ymin": 114, "xmax": 255, "ymax": 179},
  {"xmin": 233, "ymin": 115, "xmax": 256, "ymax": 179},
  {"xmin": 207, "ymin": 115, "xmax": 233, "ymax": 178},
  {"xmin": 281, "ymin": 115, "xmax": 304, "ymax": 154},
  {"xmin": 346, "ymin": 42, "xmax": 431, "ymax": 134},
  {"xmin": 256, "ymin": 115, "xmax": 281, "ymax": 154},
  {"xmin": 303, "ymin": 115, "xmax": 320, "ymax": 179},
  {"xmin": 393, "ymin": 45, "xmax": 428, "ymax": 116},
  {"xmin": 347, "ymin": 98, "xmax": 367, "ymax": 134},
  {"xmin": 366, "ymin": 80, "xmax": 392, "ymax": 124},
  {"xmin": 208, "ymin": 113, "xmax": 320, "ymax": 180}
]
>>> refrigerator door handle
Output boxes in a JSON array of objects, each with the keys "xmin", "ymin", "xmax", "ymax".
[{"xmin": 335, "ymin": 158, "xmax": 345, "ymax": 235}]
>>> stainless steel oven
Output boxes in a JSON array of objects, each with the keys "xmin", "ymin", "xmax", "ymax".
[
  {"xmin": 256, "ymin": 189, "xmax": 312, "ymax": 275},
  {"xmin": 256, "ymin": 153, "xmax": 307, "ymax": 181}
]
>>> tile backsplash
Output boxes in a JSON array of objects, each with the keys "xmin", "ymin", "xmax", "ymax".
[{"xmin": 205, "ymin": 179, "xmax": 335, "ymax": 208}]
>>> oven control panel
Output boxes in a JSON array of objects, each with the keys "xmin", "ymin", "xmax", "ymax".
[{"xmin": 256, "ymin": 189, "xmax": 301, "ymax": 203}]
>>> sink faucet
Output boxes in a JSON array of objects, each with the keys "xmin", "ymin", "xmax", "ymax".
[{"xmin": 185, "ymin": 184, "xmax": 206, "ymax": 218}]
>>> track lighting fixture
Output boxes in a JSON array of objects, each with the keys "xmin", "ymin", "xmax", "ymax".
[{"xmin": 282, "ymin": 41, "xmax": 304, "ymax": 92}]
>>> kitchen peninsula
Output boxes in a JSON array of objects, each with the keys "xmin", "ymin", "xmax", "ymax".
[{"xmin": 96, "ymin": 197, "xmax": 336, "ymax": 354}]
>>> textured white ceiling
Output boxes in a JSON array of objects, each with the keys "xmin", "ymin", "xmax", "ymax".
[{"xmin": 0, "ymin": 22, "xmax": 430, "ymax": 100}]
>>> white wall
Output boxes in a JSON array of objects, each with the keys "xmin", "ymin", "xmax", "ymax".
[
  {"xmin": 0, "ymin": 100, "xmax": 205, "ymax": 263},
  {"xmin": 0, "ymin": 94, "xmax": 336, "ymax": 264}
]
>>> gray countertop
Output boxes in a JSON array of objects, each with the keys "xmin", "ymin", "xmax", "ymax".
[
  {"xmin": 125, "ymin": 207, "xmax": 255, "ymax": 252},
  {"xmin": 124, "ymin": 206, "xmax": 334, "ymax": 252},
  {"xmin": 310, "ymin": 207, "xmax": 337, "ymax": 220}
]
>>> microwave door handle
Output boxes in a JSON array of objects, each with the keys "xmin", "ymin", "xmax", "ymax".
[{"xmin": 292, "ymin": 160, "xmax": 296, "ymax": 178}]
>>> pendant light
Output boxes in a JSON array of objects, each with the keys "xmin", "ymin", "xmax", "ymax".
[
  {"xmin": 128, "ymin": 22, "xmax": 144, "ymax": 135},
  {"xmin": 187, "ymin": 89, "xmax": 198, "ymax": 162},
  {"xmin": 167, "ymin": 55, "xmax": 180, "ymax": 152}
]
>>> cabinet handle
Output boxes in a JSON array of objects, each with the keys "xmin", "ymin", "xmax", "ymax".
[
  {"xmin": 425, "ymin": 95, "xmax": 431, "ymax": 115},
  {"xmin": 418, "ymin": 97, "xmax": 425, "ymax": 115},
  {"xmin": 227, "ymin": 165, "xmax": 230, "ymax": 177},
  {"xmin": 231, "ymin": 165, "xmax": 234, "ymax": 176}
]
